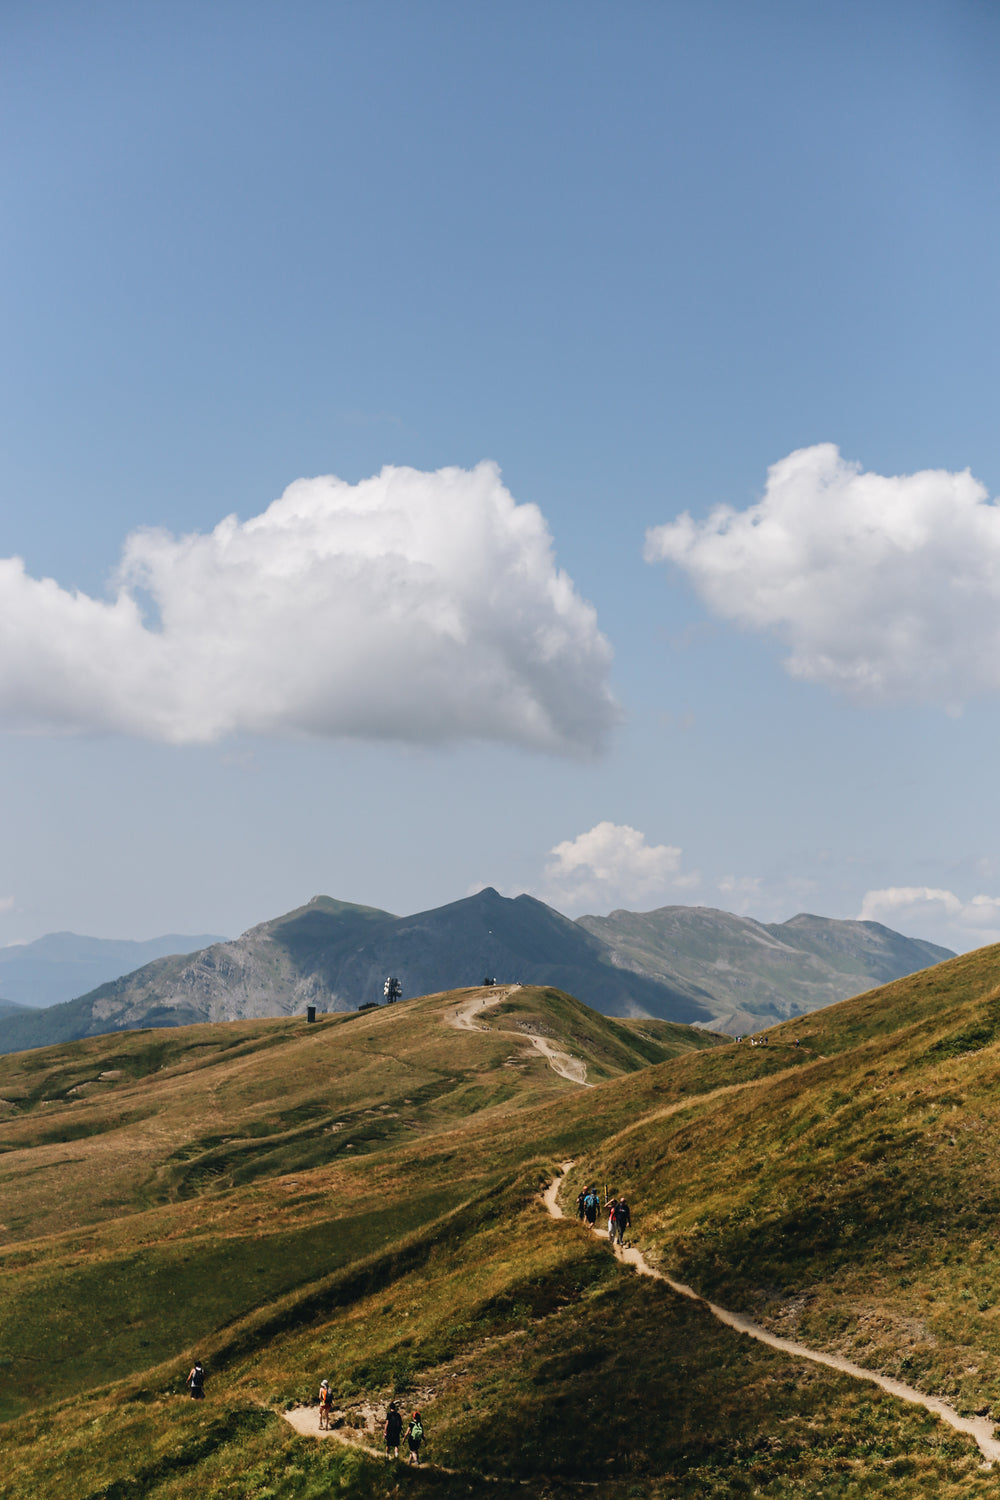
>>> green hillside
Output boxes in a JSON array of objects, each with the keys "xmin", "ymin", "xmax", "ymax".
[
  {"xmin": 3, "ymin": 965, "xmax": 1000, "ymax": 1496},
  {"xmin": 570, "ymin": 943, "xmax": 1000, "ymax": 1416}
]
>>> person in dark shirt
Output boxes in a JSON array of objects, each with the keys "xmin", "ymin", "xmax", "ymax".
[{"xmin": 384, "ymin": 1401, "xmax": 403, "ymax": 1458}]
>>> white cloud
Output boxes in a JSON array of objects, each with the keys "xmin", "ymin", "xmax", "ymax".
[
  {"xmin": 0, "ymin": 463, "xmax": 616, "ymax": 754},
  {"xmin": 859, "ymin": 886, "xmax": 1000, "ymax": 951},
  {"xmin": 716, "ymin": 875, "xmax": 764, "ymax": 913},
  {"xmin": 542, "ymin": 821, "xmax": 698, "ymax": 913},
  {"xmin": 646, "ymin": 443, "xmax": 1000, "ymax": 708}
]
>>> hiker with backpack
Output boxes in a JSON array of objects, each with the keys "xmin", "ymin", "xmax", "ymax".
[
  {"xmin": 186, "ymin": 1360, "xmax": 205, "ymax": 1399},
  {"xmin": 606, "ymin": 1196, "xmax": 620, "ymax": 1245},
  {"xmin": 583, "ymin": 1187, "xmax": 599, "ymax": 1227},
  {"xmin": 615, "ymin": 1197, "xmax": 631, "ymax": 1247},
  {"xmin": 576, "ymin": 1188, "xmax": 587, "ymax": 1220},
  {"xmin": 384, "ymin": 1401, "xmax": 403, "ymax": 1458},
  {"xmin": 318, "ymin": 1379, "xmax": 332, "ymax": 1429},
  {"xmin": 405, "ymin": 1410, "xmax": 424, "ymax": 1464}
]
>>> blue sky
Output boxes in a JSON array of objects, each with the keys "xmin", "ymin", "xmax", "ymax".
[{"xmin": 2, "ymin": 0, "xmax": 999, "ymax": 952}]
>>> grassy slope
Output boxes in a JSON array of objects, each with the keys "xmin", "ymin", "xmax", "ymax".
[
  {"xmin": 570, "ymin": 943, "xmax": 1000, "ymax": 1418},
  {"xmin": 473, "ymin": 984, "xmax": 725, "ymax": 1081},
  {"xmin": 0, "ymin": 988, "xmax": 713, "ymax": 1412},
  {"xmin": 3, "ymin": 969, "xmax": 1000, "ymax": 1496}
]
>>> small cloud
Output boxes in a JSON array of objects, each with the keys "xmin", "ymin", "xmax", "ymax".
[
  {"xmin": 646, "ymin": 443, "xmax": 1000, "ymax": 709},
  {"xmin": 859, "ymin": 886, "xmax": 1000, "ymax": 951},
  {"xmin": 716, "ymin": 875, "xmax": 763, "ymax": 913},
  {"xmin": 541, "ymin": 821, "xmax": 697, "ymax": 914},
  {"xmin": 713, "ymin": 873, "xmax": 822, "ymax": 921},
  {"xmin": 0, "ymin": 896, "xmax": 14, "ymax": 914}
]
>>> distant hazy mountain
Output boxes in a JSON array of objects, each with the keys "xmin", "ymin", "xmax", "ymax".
[
  {"xmin": 0, "ymin": 931, "xmax": 226, "ymax": 1008},
  {"xmin": 0, "ymin": 891, "xmax": 716, "ymax": 1054},
  {"xmin": 576, "ymin": 905, "xmax": 954, "ymax": 1034},
  {"xmin": 0, "ymin": 893, "xmax": 956, "ymax": 1056}
]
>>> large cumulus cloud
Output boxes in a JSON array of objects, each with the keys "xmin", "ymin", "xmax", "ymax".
[
  {"xmin": 646, "ymin": 444, "xmax": 1000, "ymax": 708},
  {"xmin": 0, "ymin": 462, "xmax": 616, "ymax": 753}
]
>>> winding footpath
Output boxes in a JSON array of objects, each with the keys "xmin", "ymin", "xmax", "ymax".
[
  {"xmin": 450, "ymin": 988, "xmax": 591, "ymax": 1086},
  {"xmin": 544, "ymin": 1163, "xmax": 1000, "ymax": 1467}
]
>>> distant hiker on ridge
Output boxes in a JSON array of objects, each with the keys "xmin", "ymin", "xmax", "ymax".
[
  {"xmin": 186, "ymin": 1360, "xmax": 205, "ymax": 1399},
  {"xmin": 384, "ymin": 1401, "xmax": 403, "ymax": 1458}
]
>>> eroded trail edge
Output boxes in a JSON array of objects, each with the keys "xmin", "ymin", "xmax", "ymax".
[
  {"xmin": 544, "ymin": 1162, "xmax": 1000, "ymax": 1466},
  {"xmin": 449, "ymin": 989, "xmax": 591, "ymax": 1086}
]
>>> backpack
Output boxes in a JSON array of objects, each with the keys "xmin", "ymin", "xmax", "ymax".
[
  {"xmin": 190, "ymin": 1365, "xmax": 204, "ymax": 1389},
  {"xmin": 411, "ymin": 1420, "xmax": 423, "ymax": 1441}
]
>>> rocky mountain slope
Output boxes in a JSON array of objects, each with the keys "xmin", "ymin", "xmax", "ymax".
[
  {"xmin": 0, "ymin": 891, "xmax": 955, "ymax": 1055},
  {"xmin": 0, "ymin": 890, "xmax": 717, "ymax": 1054},
  {"xmin": 577, "ymin": 903, "xmax": 953, "ymax": 1032},
  {"xmin": 0, "ymin": 930, "xmax": 225, "ymax": 1008}
]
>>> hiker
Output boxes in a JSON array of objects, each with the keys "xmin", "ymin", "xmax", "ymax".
[
  {"xmin": 615, "ymin": 1197, "xmax": 631, "ymax": 1246},
  {"xmin": 384, "ymin": 1400, "xmax": 403, "ymax": 1458},
  {"xmin": 186, "ymin": 1360, "xmax": 205, "ymax": 1400},
  {"xmin": 606, "ymin": 1196, "xmax": 619, "ymax": 1245},
  {"xmin": 583, "ymin": 1187, "xmax": 599, "ymax": 1227},
  {"xmin": 318, "ymin": 1379, "xmax": 332, "ymax": 1429},
  {"xmin": 576, "ymin": 1188, "xmax": 587, "ymax": 1220},
  {"xmin": 405, "ymin": 1409, "xmax": 424, "ymax": 1465}
]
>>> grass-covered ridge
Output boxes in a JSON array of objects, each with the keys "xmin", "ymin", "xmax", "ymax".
[
  {"xmin": 571, "ymin": 944, "xmax": 1000, "ymax": 1416},
  {"xmin": 0, "ymin": 986, "xmax": 713, "ymax": 1418},
  {"xmin": 4, "ymin": 961, "xmax": 1000, "ymax": 1495}
]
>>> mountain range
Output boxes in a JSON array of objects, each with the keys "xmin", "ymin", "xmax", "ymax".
[
  {"xmin": 580, "ymin": 904, "xmax": 952, "ymax": 1033},
  {"xmin": 0, "ymin": 888, "xmax": 953, "ymax": 1055},
  {"xmin": 0, "ymin": 930, "xmax": 225, "ymax": 1008}
]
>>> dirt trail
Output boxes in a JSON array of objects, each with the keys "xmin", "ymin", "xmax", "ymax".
[
  {"xmin": 282, "ymin": 1405, "xmax": 380, "ymax": 1449},
  {"xmin": 281, "ymin": 1404, "xmax": 505, "ymax": 1481},
  {"xmin": 544, "ymin": 1163, "xmax": 1000, "ymax": 1467},
  {"xmin": 449, "ymin": 989, "xmax": 590, "ymax": 1086}
]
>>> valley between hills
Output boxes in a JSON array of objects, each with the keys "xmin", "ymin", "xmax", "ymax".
[{"xmin": 2, "ymin": 947, "xmax": 1000, "ymax": 1497}]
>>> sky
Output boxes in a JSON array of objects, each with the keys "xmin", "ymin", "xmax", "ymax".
[{"xmin": 2, "ymin": 0, "xmax": 999, "ymax": 954}]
